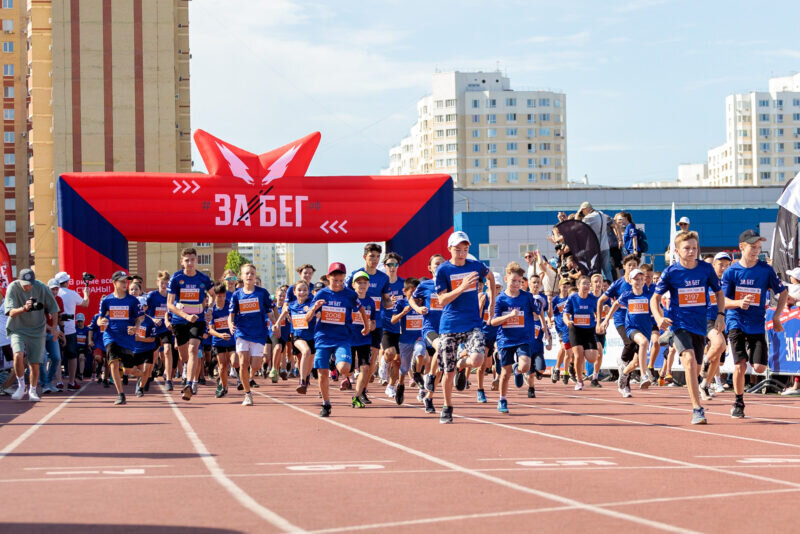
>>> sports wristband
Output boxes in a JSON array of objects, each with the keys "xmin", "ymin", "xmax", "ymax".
[{"xmin": 717, "ymin": 312, "xmax": 724, "ymax": 317}]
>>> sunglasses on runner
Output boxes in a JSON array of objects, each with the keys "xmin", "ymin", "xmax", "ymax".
[{"xmin": 385, "ymin": 263, "xmax": 399, "ymax": 268}]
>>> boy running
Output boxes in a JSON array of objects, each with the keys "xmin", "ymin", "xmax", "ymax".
[
  {"xmin": 563, "ymin": 275, "xmax": 599, "ymax": 391},
  {"xmin": 390, "ymin": 278, "xmax": 425, "ymax": 406},
  {"xmin": 348, "ymin": 272, "xmax": 376, "ymax": 407},
  {"xmin": 410, "ymin": 255, "xmax": 446, "ymax": 413},
  {"xmin": 274, "ymin": 280, "xmax": 317, "ymax": 394},
  {"xmin": 549, "ymin": 278, "xmax": 572, "ymax": 384},
  {"xmin": 208, "ymin": 283, "xmax": 235, "ymax": 398}
]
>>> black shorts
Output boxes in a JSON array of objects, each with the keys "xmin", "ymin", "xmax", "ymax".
[
  {"xmin": 381, "ymin": 331, "xmax": 401, "ymax": 352},
  {"xmin": 292, "ymin": 338, "xmax": 315, "ymax": 355},
  {"xmin": 426, "ymin": 346, "xmax": 436, "ymax": 357},
  {"xmin": 135, "ymin": 350, "xmax": 154, "ymax": 365},
  {"xmin": 371, "ymin": 328, "xmax": 383, "ymax": 349},
  {"xmin": 484, "ymin": 337, "xmax": 496, "ymax": 350},
  {"xmin": 156, "ymin": 331, "xmax": 173, "ymax": 345},
  {"xmin": 568, "ymin": 325, "xmax": 597, "ymax": 351},
  {"xmin": 727, "ymin": 329, "xmax": 767, "ymax": 366},
  {"xmin": 107, "ymin": 343, "xmax": 136, "ymax": 368},
  {"xmin": 270, "ymin": 335, "xmax": 288, "ymax": 348},
  {"xmin": 2, "ymin": 344, "xmax": 13, "ymax": 362},
  {"xmin": 213, "ymin": 346, "xmax": 235, "ymax": 358},
  {"xmin": 595, "ymin": 333, "xmax": 606, "ymax": 347},
  {"xmin": 673, "ymin": 329, "xmax": 705, "ymax": 364},
  {"xmin": 352, "ymin": 344, "xmax": 371, "ymax": 367},
  {"xmin": 174, "ymin": 322, "xmax": 206, "ymax": 346},
  {"xmin": 62, "ymin": 334, "xmax": 79, "ymax": 361}
]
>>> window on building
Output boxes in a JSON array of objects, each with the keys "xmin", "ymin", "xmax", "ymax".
[
  {"xmin": 2, "ymin": 86, "xmax": 11, "ymax": 98},
  {"xmin": 488, "ymin": 158, "xmax": 498, "ymax": 168},
  {"xmin": 472, "ymin": 114, "xmax": 480, "ymax": 123},
  {"xmin": 446, "ymin": 128, "xmax": 457, "ymax": 136},
  {"xmin": 508, "ymin": 172, "xmax": 519, "ymax": 183},
  {"xmin": 506, "ymin": 98, "xmax": 516, "ymax": 106},
  {"xmin": 4, "ymin": 198, "xmax": 12, "ymax": 209},
  {"xmin": 539, "ymin": 143, "xmax": 551, "ymax": 151},
  {"xmin": 197, "ymin": 254, "xmax": 211, "ymax": 265},
  {"xmin": 758, "ymin": 114, "xmax": 770, "ymax": 122},
  {"xmin": 2, "ymin": 63, "xmax": 11, "ymax": 76},
  {"xmin": 1, "ymin": 20, "xmax": 12, "ymax": 32},
  {"xmin": 526, "ymin": 99, "xmax": 536, "ymax": 108},
  {"xmin": 541, "ymin": 172, "xmax": 552, "ymax": 180},
  {"xmin": 526, "ymin": 114, "xmax": 535, "ymax": 124},
  {"xmin": 777, "ymin": 114, "xmax": 784, "ymax": 123},
  {"xmin": 472, "ymin": 174, "xmax": 481, "ymax": 184},
  {"xmin": 776, "ymin": 128, "xmax": 784, "ymax": 136},
  {"xmin": 487, "ymin": 99, "xmax": 496, "ymax": 108},
  {"xmin": 446, "ymin": 158, "xmax": 457, "ymax": 166},
  {"xmin": 6, "ymin": 242, "xmax": 13, "ymax": 255},
  {"xmin": 506, "ymin": 113, "xmax": 516, "ymax": 122},
  {"xmin": 542, "ymin": 157, "xmax": 551, "ymax": 166},
  {"xmin": 3, "ymin": 131, "xmax": 11, "ymax": 143},
  {"xmin": 487, "ymin": 173, "xmax": 498, "ymax": 184},
  {"xmin": 527, "ymin": 158, "xmax": 537, "ymax": 168},
  {"xmin": 506, "ymin": 143, "xmax": 518, "ymax": 152},
  {"xmin": 760, "ymin": 172, "xmax": 771, "ymax": 181},
  {"xmin": 507, "ymin": 157, "xmax": 518, "ymax": 166},
  {"xmin": 506, "ymin": 128, "xmax": 517, "ymax": 136},
  {"xmin": 794, "ymin": 99, "xmax": 800, "ymax": 107},
  {"xmin": 778, "ymin": 172, "xmax": 786, "ymax": 182},
  {"xmin": 472, "ymin": 99, "xmax": 480, "ymax": 109},
  {"xmin": 539, "ymin": 127, "xmax": 551, "ymax": 136},
  {"xmin": 794, "ymin": 156, "xmax": 800, "ymax": 164},
  {"xmin": 527, "ymin": 128, "xmax": 535, "ymax": 137},
  {"xmin": 794, "ymin": 113, "xmax": 800, "ymax": 121},
  {"xmin": 446, "ymin": 143, "xmax": 457, "ymax": 152},
  {"xmin": 472, "ymin": 143, "xmax": 480, "ymax": 153},
  {"xmin": 435, "ymin": 129, "xmax": 444, "ymax": 138},
  {"xmin": 776, "ymin": 143, "xmax": 785, "ymax": 153},
  {"xmin": 4, "ymin": 108, "xmax": 14, "ymax": 120},
  {"xmin": 473, "ymin": 159, "xmax": 480, "ymax": 168},
  {"xmin": 445, "ymin": 99, "xmax": 456, "ymax": 107},
  {"xmin": 758, "ymin": 128, "xmax": 770, "ymax": 137},
  {"xmin": 445, "ymin": 114, "xmax": 457, "ymax": 122},
  {"xmin": 195, "ymin": 242, "xmax": 211, "ymax": 247},
  {"xmin": 435, "ymin": 100, "xmax": 443, "ymax": 108},
  {"xmin": 487, "ymin": 128, "xmax": 496, "ymax": 138},
  {"xmin": 4, "ymin": 220, "xmax": 14, "ymax": 232},
  {"xmin": 471, "ymin": 129, "xmax": 480, "ymax": 138},
  {"xmin": 554, "ymin": 99, "xmax": 562, "ymax": 108},
  {"xmin": 539, "ymin": 113, "xmax": 550, "ymax": 121},
  {"xmin": 758, "ymin": 99, "xmax": 770, "ymax": 107},
  {"xmin": 434, "ymin": 159, "xmax": 444, "ymax": 168},
  {"xmin": 434, "ymin": 115, "xmax": 444, "ymax": 123},
  {"xmin": 2, "ymin": 42, "xmax": 12, "ymax": 53},
  {"xmin": 538, "ymin": 98, "xmax": 550, "ymax": 107},
  {"xmin": 3, "ymin": 153, "xmax": 12, "ymax": 164},
  {"xmin": 487, "ymin": 143, "xmax": 497, "ymax": 153},
  {"xmin": 480, "ymin": 243, "xmax": 498, "ymax": 260},
  {"xmin": 487, "ymin": 114, "xmax": 496, "ymax": 124},
  {"xmin": 2, "ymin": 1, "xmax": 13, "ymax": 9},
  {"xmin": 759, "ymin": 142, "xmax": 770, "ymax": 151},
  {"xmin": 527, "ymin": 143, "xmax": 536, "ymax": 153},
  {"xmin": 435, "ymin": 144, "xmax": 445, "ymax": 153},
  {"xmin": 775, "ymin": 158, "xmax": 785, "ymax": 167},
  {"xmin": 759, "ymin": 157, "xmax": 771, "ymax": 165}
]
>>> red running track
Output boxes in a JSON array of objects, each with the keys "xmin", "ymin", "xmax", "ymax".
[{"xmin": 1, "ymin": 375, "xmax": 799, "ymax": 533}]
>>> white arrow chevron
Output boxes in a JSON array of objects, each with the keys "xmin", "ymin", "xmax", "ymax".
[
  {"xmin": 172, "ymin": 180, "xmax": 181, "ymax": 194},
  {"xmin": 320, "ymin": 220, "xmax": 330, "ymax": 234},
  {"xmin": 338, "ymin": 220, "xmax": 348, "ymax": 234},
  {"xmin": 330, "ymin": 220, "xmax": 339, "ymax": 234},
  {"xmin": 191, "ymin": 180, "xmax": 200, "ymax": 193},
  {"xmin": 182, "ymin": 180, "xmax": 191, "ymax": 193}
]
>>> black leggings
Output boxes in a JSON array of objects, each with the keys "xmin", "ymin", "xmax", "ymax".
[{"xmin": 616, "ymin": 324, "xmax": 638, "ymax": 364}]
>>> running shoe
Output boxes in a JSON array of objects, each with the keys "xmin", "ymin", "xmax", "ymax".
[
  {"xmin": 781, "ymin": 388, "xmax": 800, "ymax": 396},
  {"xmin": 242, "ymin": 392, "xmax": 253, "ymax": 406},
  {"xmin": 590, "ymin": 377, "xmax": 602, "ymax": 388},
  {"xmin": 527, "ymin": 387, "xmax": 536, "ymax": 398},
  {"xmin": 135, "ymin": 380, "xmax": 144, "ymax": 397},
  {"xmin": 191, "ymin": 382, "xmax": 198, "ymax": 395},
  {"xmin": 731, "ymin": 402, "xmax": 745, "ymax": 419},
  {"xmin": 67, "ymin": 382, "xmax": 80, "ymax": 391},
  {"xmin": 359, "ymin": 392, "xmax": 371, "ymax": 405},
  {"xmin": 497, "ymin": 398, "xmax": 509, "ymax": 414},
  {"xmin": 197, "ymin": 377, "xmax": 206, "ymax": 385},
  {"xmin": 647, "ymin": 368, "xmax": 658, "ymax": 384},
  {"xmin": 166, "ymin": 380, "xmax": 173, "ymax": 391},
  {"xmin": 425, "ymin": 374, "xmax": 435, "ymax": 392},
  {"xmin": 351, "ymin": 395, "xmax": 365, "ymax": 408},
  {"xmin": 114, "ymin": 393, "xmax": 126, "ymax": 405},
  {"xmin": 11, "ymin": 386, "xmax": 24, "ymax": 400},
  {"xmin": 562, "ymin": 371, "xmax": 569, "ymax": 385},
  {"xmin": 319, "ymin": 403, "xmax": 331, "ymax": 418},
  {"xmin": 639, "ymin": 378, "xmax": 651, "ymax": 390},
  {"xmin": 340, "ymin": 377, "xmax": 352, "ymax": 391},
  {"xmin": 513, "ymin": 364, "xmax": 523, "ymax": 388},
  {"xmin": 622, "ymin": 386, "xmax": 632, "ymax": 398},
  {"xmin": 477, "ymin": 389, "xmax": 487, "ymax": 403},
  {"xmin": 279, "ymin": 370, "xmax": 288, "ymax": 381},
  {"xmin": 296, "ymin": 380, "xmax": 307, "ymax": 395},
  {"xmin": 237, "ymin": 381, "xmax": 244, "ymax": 391},
  {"xmin": 455, "ymin": 368, "xmax": 467, "ymax": 391},
  {"xmin": 28, "ymin": 387, "xmax": 40, "ymax": 402},
  {"xmin": 378, "ymin": 361, "xmax": 389, "ymax": 383},
  {"xmin": 413, "ymin": 371, "xmax": 424, "ymax": 389},
  {"xmin": 385, "ymin": 384, "xmax": 396, "ymax": 398},
  {"xmin": 534, "ymin": 370, "xmax": 543, "ymax": 380},
  {"xmin": 617, "ymin": 364, "xmax": 626, "ymax": 390},
  {"xmin": 269, "ymin": 368, "xmax": 279, "ymax": 383},
  {"xmin": 691, "ymin": 407, "xmax": 707, "ymax": 425},
  {"xmin": 250, "ymin": 379, "xmax": 259, "ymax": 389},
  {"xmin": 181, "ymin": 384, "xmax": 193, "ymax": 401},
  {"xmin": 424, "ymin": 398, "xmax": 435, "ymax": 413},
  {"xmin": 396, "ymin": 384, "xmax": 405, "ymax": 405},
  {"xmin": 551, "ymin": 369, "xmax": 560, "ymax": 383},
  {"xmin": 712, "ymin": 382, "xmax": 725, "ymax": 394},
  {"xmin": 215, "ymin": 384, "xmax": 227, "ymax": 398},
  {"xmin": 417, "ymin": 388, "xmax": 426, "ymax": 402},
  {"xmin": 490, "ymin": 377, "xmax": 500, "ymax": 391},
  {"xmin": 568, "ymin": 363, "xmax": 577, "ymax": 382},
  {"xmin": 439, "ymin": 405, "xmax": 453, "ymax": 424},
  {"xmin": 574, "ymin": 381, "xmax": 584, "ymax": 391},
  {"xmin": 699, "ymin": 383, "xmax": 712, "ymax": 401}
]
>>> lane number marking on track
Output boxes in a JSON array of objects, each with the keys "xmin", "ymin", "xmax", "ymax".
[
  {"xmin": 516, "ymin": 460, "xmax": 617, "ymax": 467},
  {"xmin": 285, "ymin": 463, "xmax": 385, "ymax": 471},
  {"xmin": 45, "ymin": 468, "xmax": 145, "ymax": 476}
]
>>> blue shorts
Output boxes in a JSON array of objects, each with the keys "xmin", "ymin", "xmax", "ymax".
[
  {"xmin": 558, "ymin": 327, "xmax": 570, "ymax": 344},
  {"xmin": 499, "ymin": 343, "xmax": 531, "ymax": 367},
  {"xmin": 314, "ymin": 345, "xmax": 352, "ymax": 370}
]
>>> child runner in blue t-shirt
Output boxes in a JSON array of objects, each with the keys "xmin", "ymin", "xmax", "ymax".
[
  {"xmin": 207, "ymin": 283, "xmax": 235, "ymax": 398},
  {"xmin": 390, "ymin": 278, "xmax": 425, "ymax": 407}
]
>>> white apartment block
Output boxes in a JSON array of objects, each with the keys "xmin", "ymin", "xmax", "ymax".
[
  {"xmin": 382, "ymin": 71, "xmax": 567, "ymax": 189},
  {"xmin": 703, "ymin": 73, "xmax": 800, "ymax": 186},
  {"xmin": 237, "ymin": 243, "xmax": 328, "ymax": 291}
]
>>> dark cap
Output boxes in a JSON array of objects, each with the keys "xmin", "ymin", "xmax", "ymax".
[
  {"xmin": 327, "ymin": 262, "xmax": 347, "ymax": 275},
  {"xmin": 18, "ymin": 268, "xmax": 35, "ymax": 286},
  {"xmin": 111, "ymin": 270, "xmax": 134, "ymax": 282},
  {"xmin": 313, "ymin": 282, "xmax": 326, "ymax": 291},
  {"xmin": 738, "ymin": 229, "xmax": 766, "ymax": 244}
]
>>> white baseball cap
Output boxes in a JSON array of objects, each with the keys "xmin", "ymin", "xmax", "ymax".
[
  {"xmin": 447, "ymin": 231, "xmax": 471, "ymax": 248},
  {"xmin": 54, "ymin": 271, "xmax": 70, "ymax": 284},
  {"xmin": 713, "ymin": 252, "xmax": 732, "ymax": 262},
  {"xmin": 678, "ymin": 216, "xmax": 690, "ymax": 225},
  {"xmin": 629, "ymin": 268, "xmax": 645, "ymax": 279},
  {"xmin": 787, "ymin": 267, "xmax": 800, "ymax": 281}
]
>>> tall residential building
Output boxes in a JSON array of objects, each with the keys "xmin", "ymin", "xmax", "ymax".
[
  {"xmin": 701, "ymin": 73, "xmax": 800, "ymax": 187},
  {"xmin": 238, "ymin": 242, "xmax": 328, "ymax": 291},
  {"xmin": 26, "ymin": 0, "xmax": 227, "ymax": 286},
  {"xmin": 1, "ymin": 0, "xmax": 31, "ymax": 274},
  {"xmin": 382, "ymin": 71, "xmax": 567, "ymax": 188}
]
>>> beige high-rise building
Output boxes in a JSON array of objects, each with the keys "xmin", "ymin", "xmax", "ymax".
[
  {"xmin": 382, "ymin": 71, "xmax": 567, "ymax": 189},
  {"xmin": 26, "ymin": 0, "xmax": 229, "ymax": 287},
  {"xmin": 1, "ymin": 0, "xmax": 31, "ymax": 273}
]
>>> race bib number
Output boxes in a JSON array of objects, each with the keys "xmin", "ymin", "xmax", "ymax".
[
  {"xmin": 406, "ymin": 314, "xmax": 423, "ymax": 330},
  {"xmin": 677, "ymin": 287, "xmax": 705, "ymax": 307},
  {"xmin": 430, "ymin": 293, "xmax": 443, "ymax": 311},
  {"xmin": 291, "ymin": 314, "xmax": 308, "ymax": 330},
  {"xmin": 155, "ymin": 306, "xmax": 167, "ymax": 319},
  {"xmin": 213, "ymin": 317, "xmax": 229, "ymax": 331},
  {"xmin": 320, "ymin": 306, "xmax": 346, "ymax": 325},
  {"xmin": 371, "ymin": 296, "xmax": 381, "ymax": 311},
  {"xmin": 483, "ymin": 309, "xmax": 490, "ymax": 323},
  {"xmin": 238, "ymin": 298, "xmax": 260, "ymax": 314},
  {"xmin": 100, "ymin": 324, "xmax": 107, "ymax": 332},
  {"xmin": 709, "ymin": 292, "xmax": 717, "ymax": 306},
  {"xmin": 535, "ymin": 324, "xmax": 541, "ymax": 339},
  {"xmin": 450, "ymin": 272, "xmax": 477, "ymax": 292},
  {"xmin": 179, "ymin": 288, "xmax": 200, "ymax": 302},
  {"xmin": 734, "ymin": 286, "xmax": 761, "ymax": 305},
  {"xmin": 352, "ymin": 309, "xmax": 370, "ymax": 326},
  {"xmin": 136, "ymin": 326, "xmax": 147, "ymax": 338},
  {"xmin": 556, "ymin": 301, "xmax": 566, "ymax": 313},
  {"xmin": 109, "ymin": 306, "xmax": 129, "ymax": 320},
  {"xmin": 628, "ymin": 299, "xmax": 649, "ymax": 314},
  {"xmin": 505, "ymin": 310, "xmax": 524, "ymax": 328},
  {"xmin": 574, "ymin": 314, "xmax": 591, "ymax": 326},
  {"xmin": 182, "ymin": 303, "xmax": 203, "ymax": 315},
  {"xmin": 77, "ymin": 334, "xmax": 87, "ymax": 344}
]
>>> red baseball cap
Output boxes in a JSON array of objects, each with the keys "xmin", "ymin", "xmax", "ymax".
[{"xmin": 328, "ymin": 262, "xmax": 347, "ymax": 275}]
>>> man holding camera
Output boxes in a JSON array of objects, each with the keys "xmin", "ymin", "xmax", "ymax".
[
  {"xmin": 4, "ymin": 269, "xmax": 60, "ymax": 401},
  {"xmin": 54, "ymin": 271, "xmax": 90, "ymax": 389}
]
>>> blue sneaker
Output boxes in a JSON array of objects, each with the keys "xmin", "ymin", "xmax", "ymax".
[
  {"xmin": 477, "ymin": 389, "xmax": 487, "ymax": 403},
  {"xmin": 513, "ymin": 364, "xmax": 524, "ymax": 388},
  {"xmin": 691, "ymin": 407, "xmax": 707, "ymax": 425},
  {"xmin": 497, "ymin": 398, "xmax": 509, "ymax": 414}
]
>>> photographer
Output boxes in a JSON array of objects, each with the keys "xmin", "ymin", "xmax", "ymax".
[
  {"xmin": 54, "ymin": 271, "xmax": 90, "ymax": 389},
  {"xmin": 4, "ymin": 269, "xmax": 59, "ymax": 401}
]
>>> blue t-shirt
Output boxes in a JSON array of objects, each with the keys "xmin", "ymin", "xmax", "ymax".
[
  {"xmin": 434, "ymin": 259, "xmax": 490, "ymax": 334},
  {"xmin": 345, "ymin": 268, "xmax": 390, "ymax": 324},
  {"xmin": 382, "ymin": 278, "xmax": 405, "ymax": 333},
  {"xmin": 100, "ymin": 294, "xmax": 142, "ymax": 351},
  {"xmin": 655, "ymin": 261, "xmax": 721, "ymax": 337},
  {"xmin": 564, "ymin": 293, "xmax": 599, "ymax": 329},
  {"xmin": 229, "ymin": 286, "xmax": 274, "ymax": 344},
  {"xmin": 481, "ymin": 294, "xmax": 498, "ymax": 341},
  {"xmin": 75, "ymin": 325, "xmax": 90, "ymax": 349},
  {"xmin": 209, "ymin": 302, "xmax": 235, "ymax": 349},
  {"xmin": 494, "ymin": 291, "xmax": 537, "ymax": 348},
  {"xmin": 392, "ymin": 298, "xmax": 423, "ymax": 344},
  {"xmin": 723, "ymin": 260, "xmax": 785, "ymax": 334},
  {"xmin": 350, "ymin": 296, "xmax": 375, "ymax": 346},
  {"xmin": 145, "ymin": 290, "xmax": 169, "ymax": 334},
  {"xmin": 287, "ymin": 299, "xmax": 316, "ymax": 342},
  {"xmin": 311, "ymin": 287, "xmax": 362, "ymax": 347},
  {"xmin": 551, "ymin": 294, "xmax": 569, "ymax": 334},
  {"xmin": 134, "ymin": 316, "xmax": 158, "ymax": 353},
  {"xmin": 706, "ymin": 278, "xmax": 722, "ymax": 322},
  {"xmin": 618, "ymin": 288, "xmax": 655, "ymax": 337},
  {"xmin": 89, "ymin": 313, "xmax": 105, "ymax": 350},
  {"xmin": 167, "ymin": 270, "xmax": 213, "ymax": 326},
  {"xmin": 604, "ymin": 277, "xmax": 632, "ymax": 328},
  {"xmin": 412, "ymin": 279, "xmax": 443, "ymax": 339},
  {"xmin": 623, "ymin": 223, "xmax": 637, "ymax": 254}
]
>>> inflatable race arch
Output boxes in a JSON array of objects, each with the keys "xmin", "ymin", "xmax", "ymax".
[{"xmin": 57, "ymin": 130, "xmax": 453, "ymax": 299}]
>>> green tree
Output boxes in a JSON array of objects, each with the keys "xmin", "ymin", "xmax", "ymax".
[{"xmin": 225, "ymin": 249, "xmax": 249, "ymax": 274}]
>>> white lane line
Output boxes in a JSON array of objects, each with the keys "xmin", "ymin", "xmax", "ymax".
[
  {"xmin": 0, "ymin": 383, "xmax": 88, "ymax": 461},
  {"xmin": 307, "ymin": 486, "xmax": 800, "ymax": 533},
  {"xmin": 696, "ymin": 454, "xmax": 800, "ymax": 458},
  {"xmin": 477, "ymin": 456, "xmax": 613, "ymax": 461},
  {"xmin": 255, "ymin": 391, "xmax": 697, "ymax": 534},
  {"xmin": 449, "ymin": 393, "xmax": 800, "ymax": 490},
  {"xmin": 160, "ymin": 385, "xmax": 306, "ymax": 533},
  {"xmin": 256, "ymin": 460, "xmax": 395, "ymax": 465},
  {"xmin": 25, "ymin": 464, "xmax": 170, "ymax": 470}
]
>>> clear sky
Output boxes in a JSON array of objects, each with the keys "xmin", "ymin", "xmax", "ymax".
[{"xmin": 189, "ymin": 0, "xmax": 799, "ymax": 266}]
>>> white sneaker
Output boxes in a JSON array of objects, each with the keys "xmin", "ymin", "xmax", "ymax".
[
  {"xmin": 712, "ymin": 383, "xmax": 725, "ymax": 394},
  {"xmin": 574, "ymin": 381, "xmax": 584, "ymax": 391},
  {"xmin": 385, "ymin": 385, "xmax": 396, "ymax": 398},
  {"xmin": 378, "ymin": 360, "xmax": 389, "ymax": 382},
  {"xmin": 639, "ymin": 378, "xmax": 651, "ymax": 390},
  {"xmin": 417, "ymin": 388, "xmax": 426, "ymax": 402},
  {"xmin": 781, "ymin": 388, "xmax": 800, "ymax": 396},
  {"xmin": 29, "ymin": 387, "xmax": 41, "ymax": 402},
  {"xmin": 622, "ymin": 386, "xmax": 632, "ymax": 398},
  {"xmin": 3, "ymin": 385, "xmax": 17, "ymax": 396},
  {"xmin": 228, "ymin": 367, "xmax": 237, "ymax": 378},
  {"xmin": 11, "ymin": 385, "xmax": 25, "ymax": 400},
  {"xmin": 242, "ymin": 392, "xmax": 253, "ymax": 406},
  {"xmin": 44, "ymin": 383, "xmax": 59, "ymax": 394}
]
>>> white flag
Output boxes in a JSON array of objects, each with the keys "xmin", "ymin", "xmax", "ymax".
[
  {"xmin": 667, "ymin": 202, "xmax": 678, "ymax": 265},
  {"xmin": 777, "ymin": 171, "xmax": 800, "ymax": 217}
]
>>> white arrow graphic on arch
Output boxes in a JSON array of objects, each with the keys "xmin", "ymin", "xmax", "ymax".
[
  {"xmin": 190, "ymin": 180, "xmax": 200, "ymax": 193},
  {"xmin": 321, "ymin": 220, "xmax": 348, "ymax": 234},
  {"xmin": 320, "ymin": 220, "xmax": 330, "ymax": 234},
  {"xmin": 172, "ymin": 180, "xmax": 181, "ymax": 194}
]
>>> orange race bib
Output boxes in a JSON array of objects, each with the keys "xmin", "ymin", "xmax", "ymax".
[
  {"xmin": 406, "ymin": 314, "xmax": 423, "ymax": 330},
  {"xmin": 179, "ymin": 288, "xmax": 200, "ymax": 302},
  {"xmin": 371, "ymin": 296, "xmax": 381, "ymax": 311},
  {"xmin": 182, "ymin": 303, "xmax": 203, "ymax": 315},
  {"xmin": 483, "ymin": 309, "xmax": 490, "ymax": 322},
  {"xmin": 109, "ymin": 306, "xmax": 129, "ymax": 320},
  {"xmin": 214, "ymin": 317, "xmax": 229, "ymax": 331},
  {"xmin": 155, "ymin": 306, "xmax": 167, "ymax": 319},
  {"xmin": 136, "ymin": 326, "xmax": 147, "ymax": 338},
  {"xmin": 430, "ymin": 293, "xmax": 443, "ymax": 311},
  {"xmin": 450, "ymin": 272, "xmax": 477, "ymax": 292},
  {"xmin": 574, "ymin": 314, "xmax": 591, "ymax": 326},
  {"xmin": 351, "ymin": 308, "xmax": 371, "ymax": 326},
  {"xmin": 320, "ymin": 306, "xmax": 346, "ymax": 325},
  {"xmin": 505, "ymin": 310, "xmax": 525, "ymax": 328},
  {"xmin": 734, "ymin": 286, "xmax": 761, "ymax": 304},
  {"xmin": 77, "ymin": 334, "xmax": 87, "ymax": 344},
  {"xmin": 535, "ymin": 324, "xmax": 541, "ymax": 338},
  {"xmin": 100, "ymin": 324, "xmax": 108, "ymax": 332},
  {"xmin": 709, "ymin": 292, "xmax": 717, "ymax": 306},
  {"xmin": 239, "ymin": 298, "xmax": 261, "ymax": 314},
  {"xmin": 291, "ymin": 314, "xmax": 308, "ymax": 330},
  {"xmin": 628, "ymin": 299, "xmax": 649, "ymax": 314},
  {"xmin": 677, "ymin": 287, "xmax": 705, "ymax": 307}
]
